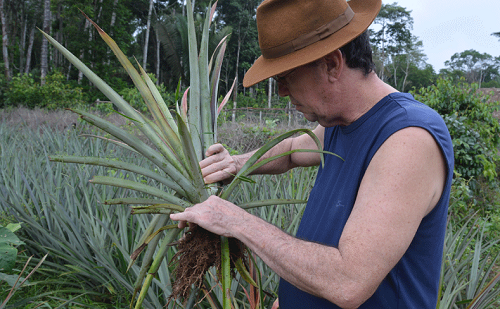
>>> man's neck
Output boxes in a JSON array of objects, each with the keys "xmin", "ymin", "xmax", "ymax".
[{"xmin": 340, "ymin": 71, "xmax": 397, "ymax": 125}]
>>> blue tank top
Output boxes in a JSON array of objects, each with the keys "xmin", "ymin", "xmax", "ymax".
[{"xmin": 279, "ymin": 93, "xmax": 454, "ymax": 308}]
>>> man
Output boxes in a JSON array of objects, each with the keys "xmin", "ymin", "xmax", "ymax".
[{"xmin": 171, "ymin": 0, "xmax": 454, "ymax": 307}]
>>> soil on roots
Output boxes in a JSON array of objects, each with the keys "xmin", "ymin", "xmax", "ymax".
[{"xmin": 168, "ymin": 225, "xmax": 246, "ymax": 302}]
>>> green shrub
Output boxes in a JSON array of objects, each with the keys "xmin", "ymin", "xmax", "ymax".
[
  {"xmin": 119, "ymin": 74, "xmax": 174, "ymax": 113},
  {"xmin": 5, "ymin": 72, "xmax": 86, "ymax": 110},
  {"xmin": 449, "ymin": 172, "xmax": 474, "ymax": 218},
  {"xmin": 0, "ymin": 70, "xmax": 8, "ymax": 107},
  {"xmin": 412, "ymin": 78, "xmax": 500, "ymax": 181},
  {"xmin": 231, "ymin": 89, "xmax": 290, "ymax": 109},
  {"xmin": 443, "ymin": 114, "xmax": 491, "ymax": 179},
  {"xmin": 4, "ymin": 74, "xmax": 39, "ymax": 108},
  {"xmin": 93, "ymin": 100, "xmax": 116, "ymax": 115},
  {"xmin": 39, "ymin": 72, "xmax": 86, "ymax": 109}
]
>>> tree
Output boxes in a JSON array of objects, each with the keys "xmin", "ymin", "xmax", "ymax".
[
  {"xmin": 1, "ymin": 0, "xmax": 263, "ymax": 105},
  {"xmin": 24, "ymin": 26, "xmax": 35, "ymax": 74},
  {"xmin": 154, "ymin": 12, "xmax": 187, "ymax": 87},
  {"xmin": 370, "ymin": 3, "xmax": 412, "ymax": 81},
  {"xmin": 404, "ymin": 63, "xmax": 437, "ymax": 91},
  {"xmin": 50, "ymin": 0, "xmax": 138, "ymax": 93},
  {"xmin": 0, "ymin": 0, "xmax": 10, "ymax": 80},
  {"xmin": 443, "ymin": 49, "xmax": 500, "ymax": 87},
  {"xmin": 40, "ymin": 0, "xmax": 51, "ymax": 85},
  {"xmin": 142, "ymin": 0, "xmax": 154, "ymax": 70},
  {"xmin": 369, "ymin": 3, "xmax": 428, "ymax": 91},
  {"xmin": 387, "ymin": 37, "xmax": 427, "ymax": 91},
  {"xmin": 154, "ymin": 6, "xmax": 231, "ymax": 90},
  {"xmin": 217, "ymin": 0, "xmax": 260, "ymax": 94}
]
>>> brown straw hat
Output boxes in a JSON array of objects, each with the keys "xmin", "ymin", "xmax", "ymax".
[{"xmin": 243, "ymin": 0, "xmax": 382, "ymax": 87}]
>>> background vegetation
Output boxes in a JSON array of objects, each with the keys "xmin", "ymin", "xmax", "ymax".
[
  {"xmin": 1, "ymin": 0, "xmax": 500, "ymax": 308},
  {"xmin": 0, "ymin": 0, "xmax": 499, "ymax": 111}
]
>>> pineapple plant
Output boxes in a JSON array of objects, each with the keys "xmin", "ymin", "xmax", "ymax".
[{"xmin": 43, "ymin": 1, "xmax": 328, "ymax": 308}]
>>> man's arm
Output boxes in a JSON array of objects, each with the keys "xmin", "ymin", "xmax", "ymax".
[
  {"xmin": 200, "ymin": 125, "xmax": 325, "ymax": 184},
  {"xmin": 172, "ymin": 127, "xmax": 447, "ymax": 308}
]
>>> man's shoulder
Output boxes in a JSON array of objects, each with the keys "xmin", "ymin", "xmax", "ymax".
[
  {"xmin": 384, "ymin": 92, "xmax": 444, "ymax": 124},
  {"xmin": 381, "ymin": 92, "xmax": 454, "ymax": 169}
]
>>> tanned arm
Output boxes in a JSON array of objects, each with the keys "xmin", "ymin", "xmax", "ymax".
[{"xmin": 200, "ymin": 125, "xmax": 324, "ymax": 184}]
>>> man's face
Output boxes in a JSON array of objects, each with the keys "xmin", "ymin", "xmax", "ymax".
[{"xmin": 276, "ymin": 60, "xmax": 342, "ymax": 127}]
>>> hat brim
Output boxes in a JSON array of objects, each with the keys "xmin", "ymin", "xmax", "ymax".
[{"xmin": 243, "ymin": 0, "xmax": 382, "ymax": 87}]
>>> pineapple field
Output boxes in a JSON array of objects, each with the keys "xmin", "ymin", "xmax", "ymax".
[{"xmin": 1, "ymin": 0, "xmax": 500, "ymax": 308}]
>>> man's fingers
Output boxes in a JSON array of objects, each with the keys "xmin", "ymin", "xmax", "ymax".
[
  {"xmin": 205, "ymin": 143, "xmax": 225, "ymax": 157},
  {"xmin": 203, "ymin": 169, "xmax": 234, "ymax": 184},
  {"xmin": 200, "ymin": 159, "xmax": 223, "ymax": 175},
  {"xmin": 170, "ymin": 210, "xmax": 191, "ymax": 223},
  {"xmin": 201, "ymin": 160, "xmax": 236, "ymax": 183},
  {"xmin": 199, "ymin": 154, "xmax": 218, "ymax": 169},
  {"xmin": 199, "ymin": 143, "xmax": 237, "ymax": 184}
]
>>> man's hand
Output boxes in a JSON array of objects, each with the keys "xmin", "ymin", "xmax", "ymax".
[
  {"xmin": 200, "ymin": 144, "xmax": 239, "ymax": 184},
  {"xmin": 170, "ymin": 195, "xmax": 247, "ymax": 238}
]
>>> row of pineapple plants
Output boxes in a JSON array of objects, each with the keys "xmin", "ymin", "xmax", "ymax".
[{"xmin": 0, "ymin": 116, "xmax": 318, "ymax": 307}]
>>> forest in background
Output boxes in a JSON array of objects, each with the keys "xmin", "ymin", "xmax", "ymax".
[{"xmin": 0, "ymin": 0, "xmax": 499, "ymax": 111}]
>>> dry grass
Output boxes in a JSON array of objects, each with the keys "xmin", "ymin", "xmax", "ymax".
[
  {"xmin": 1, "ymin": 107, "xmax": 316, "ymax": 154},
  {"xmin": 218, "ymin": 120, "xmax": 315, "ymax": 154},
  {"xmin": 0, "ymin": 107, "xmax": 127, "ymax": 132}
]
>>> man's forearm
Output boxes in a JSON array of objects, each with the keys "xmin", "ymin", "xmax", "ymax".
[
  {"xmin": 233, "ymin": 138, "xmax": 297, "ymax": 175},
  {"xmin": 230, "ymin": 206, "xmax": 366, "ymax": 309},
  {"xmin": 201, "ymin": 126, "xmax": 322, "ymax": 184},
  {"xmin": 170, "ymin": 196, "xmax": 360, "ymax": 308}
]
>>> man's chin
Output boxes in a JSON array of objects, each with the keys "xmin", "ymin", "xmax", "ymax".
[{"xmin": 302, "ymin": 113, "xmax": 318, "ymax": 122}]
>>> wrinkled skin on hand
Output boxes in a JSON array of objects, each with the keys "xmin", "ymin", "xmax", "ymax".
[
  {"xmin": 199, "ymin": 143, "xmax": 239, "ymax": 184},
  {"xmin": 170, "ymin": 195, "xmax": 247, "ymax": 238}
]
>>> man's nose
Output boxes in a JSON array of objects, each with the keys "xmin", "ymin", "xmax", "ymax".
[{"xmin": 277, "ymin": 82, "xmax": 290, "ymax": 97}]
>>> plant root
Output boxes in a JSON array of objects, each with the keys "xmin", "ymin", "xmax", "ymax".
[{"xmin": 168, "ymin": 225, "xmax": 245, "ymax": 302}]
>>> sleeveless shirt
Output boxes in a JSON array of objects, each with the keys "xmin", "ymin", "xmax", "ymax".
[{"xmin": 279, "ymin": 93, "xmax": 454, "ymax": 308}]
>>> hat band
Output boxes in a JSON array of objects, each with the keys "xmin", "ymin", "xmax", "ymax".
[{"xmin": 261, "ymin": 5, "xmax": 355, "ymax": 59}]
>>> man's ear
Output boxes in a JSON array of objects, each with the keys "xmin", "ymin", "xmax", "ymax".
[{"xmin": 324, "ymin": 50, "xmax": 343, "ymax": 80}]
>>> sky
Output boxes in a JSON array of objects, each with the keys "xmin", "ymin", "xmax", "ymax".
[{"xmin": 368, "ymin": 0, "xmax": 500, "ymax": 71}]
